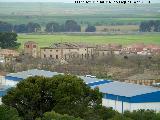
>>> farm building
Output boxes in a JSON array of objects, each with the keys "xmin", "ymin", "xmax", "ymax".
[{"xmin": 2, "ymin": 69, "xmax": 160, "ymax": 113}]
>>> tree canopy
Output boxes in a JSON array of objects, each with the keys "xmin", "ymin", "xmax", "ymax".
[
  {"xmin": 45, "ymin": 22, "xmax": 60, "ymax": 32},
  {"xmin": 0, "ymin": 32, "xmax": 20, "ymax": 49},
  {"xmin": 14, "ymin": 24, "xmax": 27, "ymax": 33},
  {"xmin": 0, "ymin": 21, "xmax": 13, "ymax": 32},
  {"xmin": 139, "ymin": 20, "xmax": 160, "ymax": 32},
  {"xmin": 85, "ymin": 25, "xmax": 96, "ymax": 32},
  {"xmin": 64, "ymin": 20, "xmax": 81, "ymax": 32},
  {"xmin": 36, "ymin": 111, "xmax": 82, "ymax": 120},
  {"xmin": 0, "ymin": 104, "xmax": 21, "ymax": 120},
  {"xmin": 2, "ymin": 75, "xmax": 102, "ymax": 120},
  {"xmin": 26, "ymin": 22, "xmax": 41, "ymax": 33}
]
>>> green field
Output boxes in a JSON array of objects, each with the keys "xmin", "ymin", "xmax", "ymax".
[
  {"xmin": 18, "ymin": 33, "xmax": 160, "ymax": 48},
  {"xmin": 0, "ymin": 3, "xmax": 160, "ymax": 26}
]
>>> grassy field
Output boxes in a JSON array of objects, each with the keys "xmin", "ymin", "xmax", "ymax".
[
  {"xmin": 0, "ymin": 3, "xmax": 160, "ymax": 25},
  {"xmin": 18, "ymin": 33, "xmax": 160, "ymax": 49}
]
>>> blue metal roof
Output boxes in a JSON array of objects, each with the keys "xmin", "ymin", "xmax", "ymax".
[
  {"xmin": 79, "ymin": 76, "xmax": 104, "ymax": 83},
  {"xmin": 5, "ymin": 69, "xmax": 63, "ymax": 81},
  {"xmin": 92, "ymin": 81, "xmax": 160, "ymax": 97},
  {"xmin": 5, "ymin": 69, "xmax": 160, "ymax": 102},
  {"xmin": 79, "ymin": 76, "xmax": 113, "ymax": 86}
]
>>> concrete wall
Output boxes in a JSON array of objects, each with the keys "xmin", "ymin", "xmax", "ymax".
[{"xmin": 102, "ymin": 98, "xmax": 160, "ymax": 113}]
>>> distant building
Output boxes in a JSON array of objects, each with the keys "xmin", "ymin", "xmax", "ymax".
[
  {"xmin": 24, "ymin": 41, "xmax": 38, "ymax": 58},
  {"xmin": 0, "ymin": 49, "xmax": 19, "ymax": 63},
  {"xmin": 40, "ymin": 42, "xmax": 96, "ymax": 60},
  {"xmin": 96, "ymin": 44, "xmax": 122, "ymax": 57},
  {"xmin": 121, "ymin": 43, "xmax": 160, "ymax": 55},
  {"xmin": 124, "ymin": 73, "xmax": 160, "ymax": 86}
]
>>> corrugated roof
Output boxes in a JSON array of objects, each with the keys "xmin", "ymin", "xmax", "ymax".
[
  {"xmin": 79, "ymin": 76, "xmax": 113, "ymax": 84},
  {"xmin": 6, "ymin": 69, "xmax": 160, "ymax": 98},
  {"xmin": 79, "ymin": 76, "xmax": 104, "ymax": 83},
  {"xmin": 6, "ymin": 69, "xmax": 62, "ymax": 79},
  {"xmin": 91, "ymin": 81, "xmax": 160, "ymax": 97}
]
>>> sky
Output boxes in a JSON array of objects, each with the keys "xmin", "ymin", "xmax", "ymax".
[{"xmin": 0, "ymin": 0, "xmax": 159, "ymax": 3}]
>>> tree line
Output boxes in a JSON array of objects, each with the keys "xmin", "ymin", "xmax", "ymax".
[
  {"xmin": 139, "ymin": 20, "xmax": 160, "ymax": 32},
  {"xmin": 0, "ymin": 20, "xmax": 96, "ymax": 33},
  {"xmin": 1, "ymin": 75, "xmax": 160, "ymax": 120}
]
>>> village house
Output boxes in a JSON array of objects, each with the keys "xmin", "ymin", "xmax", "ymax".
[
  {"xmin": 124, "ymin": 73, "xmax": 160, "ymax": 86},
  {"xmin": 121, "ymin": 43, "xmax": 160, "ymax": 55},
  {"xmin": 0, "ymin": 49, "xmax": 19, "ymax": 63},
  {"xmin": 24, "ymin": 41, "xmax": 38, "ymax": 58},
  {"xmin": 96, "ymin": 44, "xmax": 122, "ymax": 56},
  {"xmin": 40, "ymin": 42, "xmax": 96, "ymax": 60}
]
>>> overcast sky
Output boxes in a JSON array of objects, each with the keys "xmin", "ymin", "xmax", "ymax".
[{"xmin": 0, "ymin": 0, "xmax": 159, "ymax": 3}]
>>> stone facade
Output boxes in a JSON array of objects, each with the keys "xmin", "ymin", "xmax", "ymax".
[
  {"xmin": 24, "ymin": 41, "xmax": 38, "ymax": 58},
  {"xmin": 40, "ymin": 43, "xmax": 95, "ymax": 60}
]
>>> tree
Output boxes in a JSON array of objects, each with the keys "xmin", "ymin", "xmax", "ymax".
[
  {"xmin": 0, "ymin": 104, "xmax": 21, "ymax": 120},
  {"xmin": 0, "ymin": 32, "xmax": 20, "ymax": 49},
  {"xmin": 36, "ymin": 111, "xmax": 82, "ymax": 120},
  {"xmin": 64, "ymin": 20, "xmax": 81, "ymax": 32},
  {"xmin": 26, "ymin": 22, "xmax": 41, "ymax": 33},
  {"xmin": 45, "ymin": 22, "xmax": 60, "ymax": 32},
  {"xmin": 85, "ymin": 25, "xmax": 96, "ymax": 32},
  {"xmin": 108, "ymin": 114, "xmax": 133, "ymax": 120},
  {"xmin": 14, "ymin": 24, "xmax": 27, "ymax": 33},
  {"xmin": 2, "ymin": 75, "xmax": 102, "ymax": 120},
  {"xmin": 139, "ymin": 20, "xmax": 160, "ymax": 32},
  {"xmin": 124, "ymin": 110, "xmax": 159, "ymax": 120},
  {"xmin": 0, "ymin": 21, "xmax": 13, "ymax": 32}
]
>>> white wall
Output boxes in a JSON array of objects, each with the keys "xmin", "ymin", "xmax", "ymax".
[
  {"xmin": 0, "ymin": 97, "xmax": 2, "ymax": 105},
  {"xmin": 102, "ymin": 98, "xmax": 160, "ymax": 113},
  {"xmin": 102, "ymin": 98, "xmax": 131, "ymax": 113},
  {"xmin": 131, "ymin": 102, "xmax": 160, "ymax": 111},
  {"xmin": 2, "ymin": 79, "xmax": 18, "ymax": 86}
]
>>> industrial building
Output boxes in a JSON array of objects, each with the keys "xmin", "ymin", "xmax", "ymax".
[
  {"xmin": 91, "ymin": 81, "xmax": 160, "ymax": 113},
  {"xmin": 2, "ymin": 69, "xmax": 160, "ymax": 113}
]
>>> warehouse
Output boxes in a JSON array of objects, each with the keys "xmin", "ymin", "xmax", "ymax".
[
  {"xmin": 5, "ymin": 69, "xmax": 62, "ymax": 86},
  {"xmin": 91, "ymin": 81, "xmax": 160, "ymax": 113},
  {"xmin": 4, "ymin": 69, "xmax": 160, "ymax": 113},
  {"xmin": 5, "ymin": 69, "xmax": 110, "ymax": 86}
]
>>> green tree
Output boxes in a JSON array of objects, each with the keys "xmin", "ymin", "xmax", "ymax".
[
  {"xmin": 36, "ymin": 111, "xmax": 82, "ymax": 120},
  {"xmin": 124, "ymin": 110, "xmax": 159, "ymax": 120},
  {"xmin": 64, "ymin": 20, "xmax": 81, "ymax": 32},
  {"xmin": 85, "ymin": 25, "xmax": 96, "ymax": 32},
  {"xmin": 0, "ymin": 104, "xmax": 21, "ymax": 120},
  {"xmin": 108, "ymin": 114, "xmax": 133, "ymax": 120},
  {"xmin": 14, "ymin": 24, "xmax": 27, "ymax": 33},
  {"xmin": 45, "ymin": 22, "xmax": 60, "ymax": 32},
  {"xmin": 2, "ymin": 75, "xmax": 102, "ymax": 120},
  {"xmin": 0, "ymin": 21, "xmax": 13, "ymax": 32},
  {"xmin": 27, "ymin": 22, "xmax": 41, "ymax": 33},
  {"xmin": 0, "ymin": 32, "xmax": 20, "ymax": 49}
]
